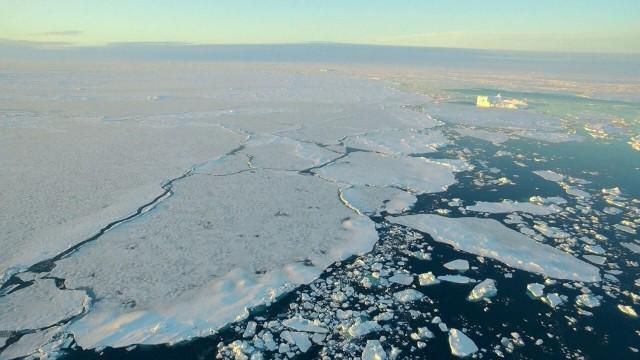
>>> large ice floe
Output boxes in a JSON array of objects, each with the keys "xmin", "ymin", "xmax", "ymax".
[
  {"xmin": 388, "ymin": 214, "xmax": 600, "ymax": 282},
  {"xmin": 50, "ymin": 169, "xmax": 377, "ymax": 348}
]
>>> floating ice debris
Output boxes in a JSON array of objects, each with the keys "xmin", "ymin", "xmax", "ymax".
[
  {"xmin": 583, "ymin": 255, "xmax": 607, "ymax": 265},
  {"xmin": 533, "ymin": 170, "xmax": 564, "ymax": 182},
  {"xmin": 466, "ymin": 199, "xmax": 561, "ymax": 215},
  {"xmin": 603, "ymin": 207, "xmax": 622, "ymax": 215},
  {"xmin": 0, "ymin": 279, "xmax": 89, "ymax": 331},
  {"xmin": 602, "ymin": 187, "xmax": 622, "ymax": 196},
  {"xmin": 411, "ymin": 327, "xmax": 435, "ymax": 341},
  {"xmin": 348, "ymin": 320, "xmax": 382, "ymax": 338},
  {"xmin": 444, "ymin": 259, "xmax": 470, "ymax": 272},
  {"xmin": 576, "ymin": 294, "xmax": 601, "ymax": 308},
  {"xmin": 388, "ymin": 272, "xmax": 414, "ymax": 286},
  {"xmin": 389, "ymin": 215, "xmax": 600, "ymax": 282},
  {"xmin": 615, "ymin": 225, "xmax": 637, "ymax": 235},
  {"xmin": 468, "ymin": 279, "xmax": 498, "ymax": 302},
  {"xmin": 564, "ymin": 186, "xmax": 591, "ymax": 199},
  {"xmin": 527, "ymin": 283, "xmax": 545, "ymax": 298},
  {"xmin": 341, "ymin": 186, "xmax": 417, "ymax": 215},
  {"xmin": 438, "ymin": 275, "xmax": 476, "ymax": 284},
  {"xmin": 282, "ymin": 331, "xmax": 312, "ymax": 353},
  {"xmin": 418, "ymin": 272, "xmax": 441, "ymax": 286},
  {"xmin": 448, "ymin": 328, "xmax": 478, "ymax": 358},
  {"xmin": 315, "ymin": 152, "xmax": 465, "ymax": 194},
  {"xmin": 628, "ymin": 135, "xmax": 640, "ymax": 151},
  {"xmin": 584, "ymin": 245, "xmax": 606, "ymax": 255},
  {"xmin": 621, "ymin": 242, "xmax": 640, "ymax": 254},
  {"xmin": 344, "ymin": 129, "xmax": 450, "ymax": 155},
  {"xmin": 361, "ymin": 340, "xmax": 387, "ymax": 360},
  {"xmin": 543, "ymin": 293, "xmax": 565, "ymax": 309},
  {"xmin": 243, "ymin": 321, "xmax": 257, "ymax": 338},
  {"xmin": 393, "ymin": 289, "xmax": 425, "ymax": 303},
  {"xmin": 283, "ymin": 317, "xmax": 329, "ymax": 333},
  {"xmin": 617, "ymin": 305, "xmax": 638, "ymax": 318}
]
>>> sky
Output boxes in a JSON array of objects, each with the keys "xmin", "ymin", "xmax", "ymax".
[{"xmin": 1, "ymin": 0, "xmax": 639, "ymax": 53}]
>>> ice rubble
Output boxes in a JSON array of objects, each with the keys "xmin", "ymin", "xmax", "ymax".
[
  {"xmin": 388, "ymin": 215, "xmax": 600, "ymax": 282},
  {"xmin": 51, "ymin": 169, "xmax": 377, "ymax": 348},
  {"xmin": 0, "ymin": 279, "xmax": 89, "ymax": 331},
  {"xmin": 468, "ymin": 279, "xmax": 498, "ymax": 302},
  {"xmin": 465, "ymin": 199, "xmax": 562, "ymax": 215},
  {"xmin": 314, "ymin": 152, "xmax": 466, "ymax": 194}
]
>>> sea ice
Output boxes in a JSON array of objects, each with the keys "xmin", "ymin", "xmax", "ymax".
[
  {"xmin": 448, "ymin": 328, "xmax": 478, "ymax": 358},
  {"xmin": 438, "ymin": 275, "xmax": 476, "ymax": 284},
  {"xmin": 361, "ymin": 340, "xmax": 387, "ymax": 360},
  {"xmin": 388, "ymin": 215, "xmax": 600, "ymax": 282},
  {"xmin": 393, "ymin": 289, "xmax": 425, "ymax": 303},
  {"xmin": 315, "ymin": 152, "xmax": 465, "ymax": 194},
  {"xmin": 418, "ymin": 272, "xmax": 440, "ymax": 286},
  {"xmin": 51, "ymin": 170, "xmax": 374, "ymax": 348},
  {"xmin": 575, "ymin": 294, "xmax": 601, "ymax": 308},
  {"xmin": 466, "ymin": 200, "xmax": 561, "ymax": 215},
  {"xmin": 533, "ymin": 170, "xmax": 565, "ymax": 182},
  {"xmin": 443, "ymin": 259, "xmax": 470, "ymax": 272},
  {"xmin": 467, "ymin": 279, "xmax": 498, "ymax": 301},
  {"xmin": 344, "ymin": 129, "xmax": 450, "ymax": 155},
  {"xmin": 455, "ymin": 127, "xmax": 511, "ymax": 144}
]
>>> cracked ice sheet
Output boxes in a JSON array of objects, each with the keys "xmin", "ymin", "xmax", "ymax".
[
  {"xmin": 0, "ymin": 121, "xmax": 244, "ymax": 280},
  {"xmin": 0, "ymin": 279, "xmax": 89, "ymax": 331},
  {"xmin": 242, "ymin": 134, "xmax": 340, "ymax": 170},
  {"xmin": 454, "ymin": 127, "xmax": 512, "ymax": 144},
  {"xmin": 344, "ymin": 129, "xmax": 450, "ymax": 155},
  {"xmin": 341, "ymin": 186, "xmax": 417, "ymax": 215},
  {"xmin": 388, "ymin": 214, "xmax": 600, "ymax": 282},
  {"xmin": 314, "ymin": 152, "xmax": 467, "ymax": 194},
  {"xmin": 51, "ymin": 169, "xmax": 377, "ymax": 349}
]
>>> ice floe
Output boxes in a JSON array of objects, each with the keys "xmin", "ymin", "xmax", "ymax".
[
  {"xmin": 468, "ymin": 279, "xmax": 498, "ymax": 301},
  {"xmin": 388, "ymin": 215, "xmax": 600, "ymax": 282},
  {"xmin": 448, "ymin": 328, "xmax": 478, "ymax": 358},
  {"xmin": 344, "ymin": 129, "xmax": 450, "ymax": 155},
  {"xmin": 466, "ymin": 199, "xmax": 562, "ymax": 215},
  {"xmin": 341, "ymin": 186, "xmax": 417, "ymax": 215},
  {"xmin": 315, "ymin": 152, "xmax": 466, "ymax": 194}
]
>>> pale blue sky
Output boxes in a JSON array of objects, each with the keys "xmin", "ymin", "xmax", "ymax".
[{"xmin": 1, "ymin": 0, "xmax": 639, "ymax": 53}]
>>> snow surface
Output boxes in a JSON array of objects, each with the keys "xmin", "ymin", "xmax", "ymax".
[{"xmin": 388, "ymin": 215, "xmax": 600, "ymax": 282}]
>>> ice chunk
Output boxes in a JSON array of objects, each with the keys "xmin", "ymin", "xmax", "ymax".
[
  {"xmin": 315, "ymin": 152, "xmax": 465, "ymax": 194},
  {"xmin": 341, "ymin": 186, "xmax": 417, "ymax": 215},
  {"xmin": 621, "ymin": 242, "xmax": 640, "ymax": 254},
  {"xmin": 283, "ymin": 317, "xmax": 329, "ymax": 333},
  {"xmin": 361, "ymin": 340, "xmax": 387, "ymax": 360},
  {"xmin": 526, "ymin": 283, "xmax": 545, "ymax": 298},
  {"xmin": 583, "ymin": 255, "xmax": 606, "ymax": 265},
  {"xmin": 0, "ymin": 279, "xmax": 89, "ymax": 331},
  {"xmin": 388, "ymin": 273, "xmax": 414, "ymax": 286},
  {"xmin": 393, "ymin": 289, "xmax": 425, "ymax": 303},
  {"xmin": 344, "ymin": 129, "xmax": 450, "ymax": 155},
  {"xmin": 468, "ymin": 279, "xmax": 498, "ymax": 301},
  {"xmin": 617, "ymin": 305, "xmax": 638, "ymax": 318},
  {"xmin": 543, "ymin": 293, "xmax": 565, "ymax": 308},
  {"xmin": 448, "ymin": 328, "xmax": 478, "ymax": 358},
  {"xmin": 389, "ymin": 215, "xmax": 600, "ymax": 282},
  {"xmin": 348, "ymin": 320, "xmax": 382, "ymax": 338},
  {"xmin": 533, "ymin": 170, "xmax": 564, "ymax": 182},
  {"xmin": 443, "ymin": 259, "xmax": 470, "ymax": 272},
  {"xmin": 438, "ymin": 275, "xmax": 476, "ymax": 284},
  {"xmin": 418, "ymin": 272, "xmax": 441, "ymax": 286},
  {"xmin": 576, "ymin": 294, "xmax": 601, "ymax": 308}
]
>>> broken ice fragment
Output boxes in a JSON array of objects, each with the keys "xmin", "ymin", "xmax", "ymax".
[
  {"xmin": 527, "ymin": 283, "xmax": 545, "ymax": 298},
  {"xmin": 575, "ymin": 294, "xmax": 601, "ymax": 309},
  {"xmin": 617, "ymin": 305, "xmax": 638, "ymax": 318},
  {"xmin": 393, "ymin": 289, "xmax": 425, "ymax": 303},
  {"xmin": 361, "ymin": 340, "xmax": 387, "ymax": 360},
  {"xmin": 448, "ymin": 328, "xmax": 478, "ymax": 358},
  {"xmin": 467, "ymin": 279, "xmax": 498, "ymax": 302},
  {"xmin": 418, "ymin": 272, "xmax": 440, "ymax": 286},
  {"xmin": 438, "ymin": 275, "xmax": 476, "ymax": 284},
  {"xmin": 282, "ymin": 317, "xmax": 329, "ymax": 333},
  {"xmin": 444, "ymin": 259, "xmax": 470, "ymax": 272},
  {"xmin": 388, "ymin": 273, "xmax": 414, "ymax": 286}
]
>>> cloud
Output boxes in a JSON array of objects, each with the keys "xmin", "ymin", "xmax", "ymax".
[{"xmin": 32, "ymin": 30, "xmax": 83, "ymax": 37}]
